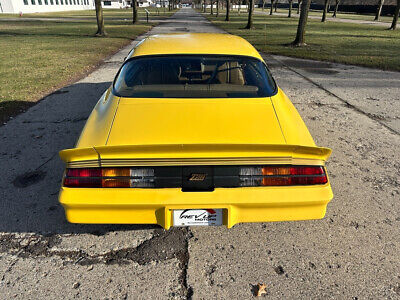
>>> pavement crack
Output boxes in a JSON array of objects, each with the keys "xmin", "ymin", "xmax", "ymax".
[
  {"xmin": 0, "ymin": 229, "xmax": 196, "ymax": 298},
  {"xmin": 268, "ymin": 55, "xmax": 399, "ymax": 136},
  {"xmin": 34, "ymin": 153, "xmax": 58, "ymax": 171},
  {"xmin": 0, "ymin": 228, "xmax": 194, "ymax": 296},
  {"xmin": 21, "ymin": 117, "xmax": 87, "ymax": 124},
  {"xmin": 178, "ymin": 228, "xmax": 193, "ymax": 300}
]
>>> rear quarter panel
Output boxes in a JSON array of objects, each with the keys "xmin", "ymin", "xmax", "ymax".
[
  {"xmin": 271, "ymin": 88, "xmax": 316, "ymax": 147},
  {"xmin": 76, "ymin": 88, "xmax": 120, "ymax": 148}
]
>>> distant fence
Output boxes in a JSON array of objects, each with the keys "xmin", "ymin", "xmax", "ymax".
[{"xmin": 257, "ymin": 4, "xmax": 397, "ymax": 16}]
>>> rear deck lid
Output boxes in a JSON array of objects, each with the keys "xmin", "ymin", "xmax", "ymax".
[{"xmin": 106, "ymin": 98, "xmax": 285, "ymax": 146}]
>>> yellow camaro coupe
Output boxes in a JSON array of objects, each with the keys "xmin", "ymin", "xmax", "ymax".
[{"xmin": 59, "ymin": 33, "xmax": 333, "ymax": 229}]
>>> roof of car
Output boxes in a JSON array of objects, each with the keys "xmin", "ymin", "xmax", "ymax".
[{"xmin": 128, "ymin": 33, "xmax": 264, "ymax": 61}]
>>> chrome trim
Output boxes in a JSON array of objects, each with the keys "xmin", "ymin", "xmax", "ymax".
[{"xmin": 66, "ymin": 157, "xmax": 325, "ymax": 168}]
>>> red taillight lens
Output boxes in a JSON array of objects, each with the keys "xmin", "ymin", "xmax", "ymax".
[
  {"xmin": 66, "ymin": 168, "xmax": 102, "ymax": 178},
  {"xmin": 64, "ymin": 168, "xmax": 102, "ymax": 187},
  {"xmin": 240, "ymin": 165, "xmax": 328, "ymax": 187},
  {"xmin": 63, "ymin": 177, "xmax": 102, "ymax": 188},
  {"xmin": 63, "ymin": 168, "xmax": 154, "ymax": 188},
  {"xmin": 289, "ymin": 166, "xmax": 325, "ymax": 175}
]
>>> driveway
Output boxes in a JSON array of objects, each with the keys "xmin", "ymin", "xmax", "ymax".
[{"xmin": 0, "ymin": 8, "xmax": 399, "ymax": 299}]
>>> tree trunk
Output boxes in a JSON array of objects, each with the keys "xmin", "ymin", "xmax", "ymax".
[
  {"xmin": 270, "ymin": 0, "xmax": 274, "ymax": 15},
  {"xmin": 389, "ymin": 0, "xmax": 400, "ymax": 29},
  {"xmin": 262, "ymin": 0, "xmax": 265, "ymax": 11},
  {"xmin": 216, "ymin": 0, "xmax": 219, "ymax": 16},
  {"xmin": 288, "ymin": 0, "xmax": 292, "ymax": 17},
  {"xmin": 274, "ymin": 0, "xmax": 278, "ymax": 12},
  {"xmin": 374, "ymin": 0, "xmax": 384, "ymax": 21},
  {"xmin": 132, "ymin": 0, "xmax": 138, "ymax": 24},
  {"xmin": 245, "ymin": 0, "xmax": 254, "ymax": 28},
  {"xmin": 238, "ymin": 0, "xmax": 241, "ymax": 14},
  {"xmin": 211, "ymin": 0, "xmax": 214, "ymax": 14},
  {"xmin": 321, "ymin": 0, "xmax": 329, "ymax": 22},
  {"xmin": 94, "ymin": 0, "xmax": 105, "ymax": 36},
  {"xmin": 225, "ymin": 0, "xmax": 230, "ymax": 20},
  {"xmin": 297, "ymin": 0, "xmax": 301, "ymax": 14},
  {"xmin": 292, "ymin": 0, "xmax": 311, "ymax": 46},
  {"xmin": 332, "ymin": 0, "xmax": 339, "ymax": 17}
]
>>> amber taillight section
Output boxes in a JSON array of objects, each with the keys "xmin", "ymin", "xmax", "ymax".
[
  {"xmin": 240, "ymin": 166, "xmax": 327, "ymax": 186},
  {"xmin": 63, "ymin": 168, "xmax": 155, "ymax": 188}
]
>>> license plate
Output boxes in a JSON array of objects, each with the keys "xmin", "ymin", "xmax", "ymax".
[{"xmin": 173, "ymin": 209, "xmax": 223, "ymax": 226}]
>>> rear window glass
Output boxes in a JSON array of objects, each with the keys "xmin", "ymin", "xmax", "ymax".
[{"xmin": 113, "ymin": 55, "xmax": 277, "ymax": 98}]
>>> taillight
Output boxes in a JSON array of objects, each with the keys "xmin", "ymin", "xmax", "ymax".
[
  {"xmin": 239, "ymin": 165, "xmax": 327, "ymax": 187},
  {"xmin": 63, "ymin": 168, "xmax": 155, "ymax": 188},
  {"xmin": 63, "ymin": 165, "xmax": 327, "ymax": 188}
]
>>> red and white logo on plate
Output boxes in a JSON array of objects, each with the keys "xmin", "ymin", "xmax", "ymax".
[{"xmin": 173, "ymin": 209, "xmax": 222, "ymax": 226}]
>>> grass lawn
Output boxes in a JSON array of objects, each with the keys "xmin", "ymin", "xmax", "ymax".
[
  {"xmin": 0, "ymin": 8, "xmax": 175, "ymax": 124},
  {"xmin": 255, "ymin": 7, "xmax": 394, "ymax": 23},
  {"xmin": 203, "ymin": 10, "xmax": 400, "ymax": 71}
]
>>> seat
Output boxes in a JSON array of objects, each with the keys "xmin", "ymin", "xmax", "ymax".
[{"xmin": 216, "ymin": 62, "xmax": 245, "ymax": 85}]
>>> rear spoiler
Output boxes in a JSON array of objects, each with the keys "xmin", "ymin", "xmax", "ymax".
[{"xmin": 59, "ymin": 144, "xmax": 331, "ymax": 168}]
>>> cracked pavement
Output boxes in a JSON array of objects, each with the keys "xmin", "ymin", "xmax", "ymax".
[{"xmin": 0, "ymin": 8, "xmax": 399, "ymax": 299}]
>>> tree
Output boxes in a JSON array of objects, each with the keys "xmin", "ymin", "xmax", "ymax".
[
  {"xmin": 238, "ymin": 0, "xmax": 242, "ymax": 15},
  {"xmin": 270, "ymin": 0, "xmax": 274, "ymax": 15},
  {"xmin": 211, "ymin": 0, "xmax": 214, "ymax": 14},
  {"xmin": 292, "ymin": 0, "xmax": 311, "ymax": 46},
  {"xmin": 225, "ymin": 0, "xmax": 230, "ymax": 20},
  {"xmin": 332, "ymin": 0, "xmax": 340, "ymax": 17},
  {"xmin": 297, "ymin": 0, "xmax": 301, "ymax": 14},
  {"xmin": 374, "ymin": 0, "xmax": 384, "ymax": 21},
  {"xmin": 288, "ymin": 0, "xmax": 293, "ymax": 17},
  {"xmin": 94, "ymin": 0, "xmax": 105, "ymax": 36},
  {"xmin": 132, "ymin": 0, "xmax": 138, "ymax": 24},
  {"xmin": 245, "ymin": 0, "xmax": 255, "ymax": 29},
  {"xmin": 389, "ymin": 0, "xmax": 400, "ymax": 29},
  {"xmin": 262, "ymin": 0, "xmax": 266, "ymax": 11},
  {"xmin": 274, "ymin": 0, "xmax": 278, "ymax": 12},
  {"xmin": 321, "ymin": 0, "xmax": 330, "ymax": 22},
  {"xmin": 216, "ymin": 0, "xmax": 219, "ymax": 16}
]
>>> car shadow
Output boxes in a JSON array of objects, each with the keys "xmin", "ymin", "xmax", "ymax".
[{"xmin": 0, "ymin": 81, "xmax": 159, "ymax": 235}]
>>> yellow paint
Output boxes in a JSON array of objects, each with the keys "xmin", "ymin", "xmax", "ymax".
[
  {"xmin": 59, "ymin": 34, "xmax": 334, "ymax": 228},
  {"xmin": 75, "ymin": 88, "xmax": 119, "ymax": 148},
  {"xmin": 107, "ymin": 98, "xmax": 285, "ymax": 146},
  {"xmin": 128, "ymin": 33, "xmax": 264, "ymax": 61},
  {"xmin": 59, "ymin": 183, "xmax": 332, "ymax": 229},
  {"xmin": 271, "ymin": 88, "xmax": 316, "ymax": 146},
  {"xmin": 60, "ymin": 144, "xmax": 331, "ymax": 166}
]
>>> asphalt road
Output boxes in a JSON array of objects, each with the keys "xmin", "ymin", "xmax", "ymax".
[{"xmin": 0, "ymin": 8, "xmax": 399, "ymax": 299}]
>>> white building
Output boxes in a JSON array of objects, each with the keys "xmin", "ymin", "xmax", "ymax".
[
  {"xmin": 0, "ymin": 0, "xmax": 128, "ymax": 13},
  {"xmin": 102, "ymin": 0, "xmax": 128, "ymax": 9},
  {"xmin": 126, "ymin": 0, "xmax": 155, "ymax": 8}
]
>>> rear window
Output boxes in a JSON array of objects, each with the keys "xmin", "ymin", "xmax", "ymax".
[{"xmin": 113, "ymin": 55, "xmax": 277, "ymax": 98}]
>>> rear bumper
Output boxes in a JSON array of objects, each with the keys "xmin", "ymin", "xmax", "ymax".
[{"xmin": 59, "ymin": 184, "xmax": 333, "ymax": 229}]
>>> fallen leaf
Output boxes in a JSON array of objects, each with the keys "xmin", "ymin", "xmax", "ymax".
[{"xmin": 256, "ymin": 283, "xmax": 267, "ymax": 297}]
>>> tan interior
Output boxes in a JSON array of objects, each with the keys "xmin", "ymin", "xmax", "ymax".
[{"xmin": 216, "ymin": 62, "xmax": 245, "ymax": 85}]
